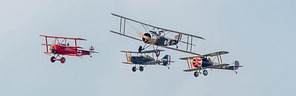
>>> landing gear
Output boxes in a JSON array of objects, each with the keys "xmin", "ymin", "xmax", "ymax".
[
  {"xmin": 132, "ymin": 66, "xmax": 145, "ymax": 72},
  {"xmin": 50, "ymin": 56, "xmax": 56, "ymax": 63},
  {"xmin": 203, "ymin": 70, "xmax": 208, "ymax": 76},
  {"xmin": 139, "ymin": 66, "xmax": 144, "ymax": 72},
  {"xmin": 193, "ymin": 70, "xmax": 209, "ymax": 77},
  {"xmin": 194, "ymin": 71, "xmax": 199, "ymax": 77},
  {"xmin": 60, "ymin": 57, "xmax": 66, "ymax": 64},
  {"xmin": 49, "ymin": 55, "xmax": 66, "ymax": 64},
  {"xmin": 132, "ymin": 66, "xmax": 137, "ymax": 72}
]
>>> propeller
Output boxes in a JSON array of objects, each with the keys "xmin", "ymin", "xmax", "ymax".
[
  {"xmin": 141, "ymin": 33, "xmax": 151, "ymax": 44},
  {"xmin": 50, "ymin": 40, "xmax": 56, "ymax": 54}
]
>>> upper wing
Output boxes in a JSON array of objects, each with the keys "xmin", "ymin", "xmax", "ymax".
[
  {"xmin": 110, "ymin": 30, "xmax": 142, "ymax": 41},
  {"xmin": 202, "ymin": 51, "xmax": 229, "ymax": 57},
  {"xmin": 40, "ymin": 34, "xmax": 86, "ymax": 41},
  {"xmin": 111, "ymin": 13, "xmax": 205, "ymax": 40}
]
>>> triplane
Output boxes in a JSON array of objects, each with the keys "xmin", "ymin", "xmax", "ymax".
[
  {"xmin": 120, "ymin": 49, "xmax": 173, "ymax": 72},
  {"xmin": 179, "ymin": 51, "xmax": 243, "ymax": 78},
  {"xmin": 40, "ymin": 34, "xmax": 98, "ymax": 64}
]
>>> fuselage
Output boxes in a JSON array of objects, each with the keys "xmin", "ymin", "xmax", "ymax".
[
  {"xmin": 154, "ymin": 36, "xmax": 179, "ymax": 46},
  {"xmin": 200, "ymin": 57, "xmax": 214, "ymax": 67},
  {"xmin": 53, "ymin": 44, "xmax": 90, "ymax": 56},
  {"xmin": 131, "ymin": 55, "xmax": 155, "ymax": 64}
]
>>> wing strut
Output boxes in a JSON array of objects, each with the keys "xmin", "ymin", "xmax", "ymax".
[
  {"xmin": 119, "ymin": 17, "xmax": 127, "ymax": 34},
  {"xmin": 186, "ymin": 58, "xmax": 192, "ymax": 69},
  {"xmin": 186, "ymin": 35, "xmax": 189, "ymax": 51},
  {"xmin": 74, "ymin": 39, "xmax": 77, "ymax": 46},
  {"xmin": 190, "ymin": 36, "xmax": 193, "ymax": 52},
  {"xmin": 45, "ymin": 37, "xmax": 48, "ymax": 53}
]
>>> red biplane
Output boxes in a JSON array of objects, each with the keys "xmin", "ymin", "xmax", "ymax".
[{"xmin": 40, "ymin": 34, "xmax": 98, "ymax": 64}]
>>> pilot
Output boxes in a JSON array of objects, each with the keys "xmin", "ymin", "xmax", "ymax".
[{"xmin": 146, "ymin": 55, "xmax": 149, "ymax": 58}]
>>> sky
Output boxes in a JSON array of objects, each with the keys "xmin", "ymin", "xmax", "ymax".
[{"xmin": 0, "ymin": 0, "xmax": 295, "ymax": 96}]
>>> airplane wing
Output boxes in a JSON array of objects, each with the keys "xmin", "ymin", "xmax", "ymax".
[
  {"xmin": 60, "ymin": 45, "xmax": 83, "ymax": 49},
  {"xmin": 179, "ymin": 55, "xmax": 201, "ymax": 60},
  {"xmin": 183, "ymin": 67, "xmax": 202, "ymax": 72},
  {"xmin": 120, "ymin": 49, "xmax": 164, "ymax": 53},
  {"xmin": 122, "ymin": 62, "xmax": 133, "ymax": 64},
  {"xmin": 202, "ymin": 51, "xmax": 229, "ymax": 57},
  {"xmin": 122, "ymin": 61, "xmax": 160, "ymax": 65},
  {"xmin": 110, "ymin": 30, "xmax": 142, "ymax": 42},
  {"xmin": 40, "ymin": 34, "xmax": 86, "ymax": 41}
]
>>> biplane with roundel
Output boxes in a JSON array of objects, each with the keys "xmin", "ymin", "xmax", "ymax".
[
  {"xmin": 179, "ymin": 51, "xmax": 243, "ymax": 78},
  {"xmin": 120, "ymin": 49, "xmax": 173, "ymax": 72},
  {"xmin": 110, "ymin": 13, "xmax": 205, "ymax": 56},
  {"xmin": 40, "ymin": 34, "xmax": 98, "ymax": 64}
]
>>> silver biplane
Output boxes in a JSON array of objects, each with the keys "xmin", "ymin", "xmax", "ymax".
[
  {"xmin": 110, "ymin": 13, "xmax": 205, "ymax": 56},
  {"xmin": 180, "ymin": 51, "xmax": 243, "ymax": 78}
]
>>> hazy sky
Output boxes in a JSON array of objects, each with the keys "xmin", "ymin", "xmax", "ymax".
[{"xmin": 0, "ymin": 0, "xmax": 295, "ymax": 96}]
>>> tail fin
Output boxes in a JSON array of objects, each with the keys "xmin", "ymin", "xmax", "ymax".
[
  {"xmin": 233, "ymin": 60, "xmax": 240, "ymax": 70},
  {"xmin": 162, "ymin": 55, "xmax": 171, "ymax": 66}
]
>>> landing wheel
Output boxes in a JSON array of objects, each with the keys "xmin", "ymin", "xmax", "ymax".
[
  {"xmin": 139, "ymin": 66, "xmax": 144, "ymax": 72},
  {"xmin": 203, "ymin": 70, "xmax": 208, "ymax": 76},
  {"xmin": 60, "ymin": 57, "xmax": 66, "ymax": 64},
  {"xmin": 138, "ymin": 46, "xmax": 143, "ymax": 52},
  {"xmin": 194, "ymin": 71, "xmax": 199, "ymax": 77},
  {"xmin": 50, "ymin": 56, "xmax": 56, "ymax": 63},
  {"xmin": 132, "ymin": 66, "xmax": 137, "ymax": 72}
]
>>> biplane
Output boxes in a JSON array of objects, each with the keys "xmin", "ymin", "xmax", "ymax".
[
  {"xmin": 110, "ymin": 13, "xmax": 205, "ymax": 56},
  {"xmin": 120, "ymin": 49, "xmax": 173, "ymax": 72},
  {"xmin": 179, "ymin": 51, "xmax": 243, "ymax": 78},
  {"xmin": 40, "ymin": 34, "xmax": 98, "ymax": 64}
]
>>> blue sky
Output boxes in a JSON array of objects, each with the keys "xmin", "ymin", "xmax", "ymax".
[{"xmin": 0, "ymin": 0, "xmax": 295, "ymax": 96}]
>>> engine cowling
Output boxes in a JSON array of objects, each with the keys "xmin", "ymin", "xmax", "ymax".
[
  {"xmin": 192, "ymin": 56, "xmax": 202, "ymax": 67},
  {"xmin": 142, "ymin": 33, "xmax": 151, "ymax": 44}
]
